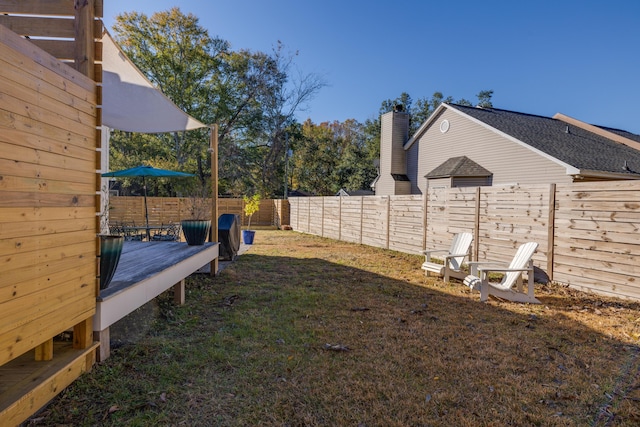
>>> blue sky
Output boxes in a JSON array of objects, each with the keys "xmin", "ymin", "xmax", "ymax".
[{"xmin": 103, "ymin": 0, "xmax": 640, "ymax": 134}]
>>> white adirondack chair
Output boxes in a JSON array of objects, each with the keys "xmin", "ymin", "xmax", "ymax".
[
  {"xmin": 420, "ymin": 232, "xmax": 473, "ymax": 282},
  {"xmin": 463, "ymin": 241, "xmax": 540, "ymax": 304}
]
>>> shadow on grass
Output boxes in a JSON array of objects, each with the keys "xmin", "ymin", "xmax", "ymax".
[{"xmin": 35, "ymin": 235, "xmax": 640, "ymax": 427}]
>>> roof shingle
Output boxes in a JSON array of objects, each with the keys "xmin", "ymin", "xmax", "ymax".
[
  {"xmin": 449, "ymin": 104, "xmax": 640, "ymax": 176},
  {"xmin": 425, "ymin": 156, "xmax": 492, "ymax": 178}
]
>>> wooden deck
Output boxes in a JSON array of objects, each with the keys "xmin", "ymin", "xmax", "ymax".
[{"xmin": 94, "ymin": 241, "xmax": 219, "ymax": 360}]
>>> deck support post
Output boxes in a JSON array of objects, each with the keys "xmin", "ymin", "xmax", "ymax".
[
  {"xmin": 93, "ymin": 329, "xmax": 110, "ymax": 362},
  {"xmin": 173, "ymin": 279, "xmax": 186, "ymax": 305},
  {"xmin": 34, "ymin": 339, "xmax": 54, "ymax": 361},
  {"xmin": 73, "ymin": 317, "xmax": 93, "ymax": 350}
]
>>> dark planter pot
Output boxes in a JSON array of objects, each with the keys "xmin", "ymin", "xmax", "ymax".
[
  {"xmin": 242, "ymin": 230, "xmax": 256, "ymax": 245},
  {"xmin": 99, "ymin": 235, "xmax": 124, "ymax": 290},
  {"xmin": 181, "ymin": 219, "xmax": 211, "ymax": 246}
]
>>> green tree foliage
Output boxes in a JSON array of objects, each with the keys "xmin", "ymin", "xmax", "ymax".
[
  {"xmin": 290, "ymin": 119, "xmax": 377, "ymax": 195},
  {"xmin": 476, "ymin": 90, "xmax": 494, "ymax": 108},
  {"xmin": 109, "ymin": 8, "xmax": 322, "ymax": 199}
]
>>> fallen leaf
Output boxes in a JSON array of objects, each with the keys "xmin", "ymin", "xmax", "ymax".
[
  {"xmin": 103, "ymin": 405, "xmax": 119, "ymax": 420},
  {"xmin": 324, "ymin": 343, "xmax": 349, "ymax": 351}
]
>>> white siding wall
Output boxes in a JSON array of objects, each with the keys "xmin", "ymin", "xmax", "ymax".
[{"xmin": 415, "ymin": 109, "xmax": 572, "ymax": 194}]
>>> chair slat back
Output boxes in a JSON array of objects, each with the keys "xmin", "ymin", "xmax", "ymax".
[
  {"xmin": 502, "ymin": 241, "xmax": 538, "ymax": 288},
  {"xmin": 448, "ymin": 232, "xmax": 473, "ymax": 270}
]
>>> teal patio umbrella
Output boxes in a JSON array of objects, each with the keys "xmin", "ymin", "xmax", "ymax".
[{"xmin": 102, "ymin": 165, "xmax": 196, "ymax": 240}]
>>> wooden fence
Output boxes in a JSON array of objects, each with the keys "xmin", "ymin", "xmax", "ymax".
[
  {"xmin": 0, "ymin": 18, "xmax": 99, "ymax": 367},
  {"xmin": 289, "ymin": 181, "xmax": 640, "ymax": 301},
  {"xmin": 108, "ymin": 197, "xmax": 283, "ymax": 228},
  {"xmin": 0, "ymin": 4, "xmax": 101, "ymax": 424}
]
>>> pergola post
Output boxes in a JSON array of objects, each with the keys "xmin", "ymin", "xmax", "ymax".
[{"xmin": 209, "ymin": 125, "xmax": 219, "ymax": 276}]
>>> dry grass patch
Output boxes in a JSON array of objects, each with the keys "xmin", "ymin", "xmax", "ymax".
[{"xmin": 33, "ymin": 230, "xmax": 640, "ymax": 426}]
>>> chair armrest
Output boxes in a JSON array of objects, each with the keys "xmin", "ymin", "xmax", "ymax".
[
  {"xmin": 420, "ymin": 249, "xmax": 451, "ymax": 264},
  {"xmin": 467, "ymin": 261, "xmax": 506, "ymax": 275},
  {"xmin": 467, "ymin": 261, "xmax": 506, "ymax": 266},
  {"xmin": 419, "ymin": 249, "xmax": 448, "ymax": 255},
  {"xmin": 476, "ymin": 267, "xmax": 530, "ymax": 273},
  {"xmin": 445, "ymin": 253, "xmax": 469, "ymax": 258}
]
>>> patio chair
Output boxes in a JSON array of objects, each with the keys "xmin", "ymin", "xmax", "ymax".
[
  {"xmin": 108, "ymin": 223, "xmax": 125, "ymax": 236},
  {"xmin": 151, "ymin": 222, "xmax": 181, "ymax": 241},
  {"xmin": 463, "ymin": 241, "xmax": 540, "ymax": 304},
  {"xmin": 420, "ymin": 232, "xmax": 473, "ymax": 282},
  {"xmin": 121, "ymin": 222, "xmax": 145, "ymax": 241}
]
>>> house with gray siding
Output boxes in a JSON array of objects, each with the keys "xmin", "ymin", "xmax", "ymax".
[{"xmin": 373, "ymin": 103, "xmax": 640, "ymax": 195}]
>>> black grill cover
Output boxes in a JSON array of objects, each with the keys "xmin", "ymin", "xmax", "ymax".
[{"xmin": 218, "ymin": 214, "xmax": 241, "ymax": 260}]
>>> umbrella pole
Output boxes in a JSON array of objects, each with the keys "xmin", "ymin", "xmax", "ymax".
[{"xmin": 143, "ymin": 176, "xmax": 150, "ymax": 241}]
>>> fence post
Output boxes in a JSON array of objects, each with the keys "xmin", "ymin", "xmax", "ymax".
[
  {"xmin": 209, "ymin": 125, "xmax": 218, "ymax": 276},
  {"xmin": 547, "ymin": 183, "xmax": 556, "ymax": 281},
  {"xmin": 339, "ymin": 196, "xmax": 342, "ymax": 241},
  {"xmin": 360, "ymin": 197, "xmax": 364, "ymax": 244},
  {"xmin": 321, "ymin": 197, "xmax": 325, "ymax": 237},
  {"xmin": 422, "ymin": 190, "xmax": 428, "ymax": 250},
  {"xmin": 474, "ymin": 187, "xmax": 481, "ymax": 262},
  {"xmin": 386, "ymin": 196, "xmax": 391, "ymax": 249}
]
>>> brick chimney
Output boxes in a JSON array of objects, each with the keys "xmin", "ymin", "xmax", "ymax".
[{"xmin": 374, "ymin": 107, "xmax": 411, "ymax": 195}]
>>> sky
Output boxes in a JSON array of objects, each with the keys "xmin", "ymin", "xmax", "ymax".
[{"xmin": 103, "ymin": 0, "xmax": 640, "ymax": 134}]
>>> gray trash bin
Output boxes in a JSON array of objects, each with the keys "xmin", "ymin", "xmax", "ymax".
[{"xmin": 218, "ymin": 214, "xmax": 241, "ymax": 261}]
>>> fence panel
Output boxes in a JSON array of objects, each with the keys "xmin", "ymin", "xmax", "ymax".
[
  {"xmin": 479, "ymin": 185, "xmax": 550, "ymax": 267},
  {"xmin": 426, "ymin": 187, "xmax": 477, "ymax": 251},
  {"xmin": 109, "ymin": 197, "xmax": 276, "ymax": 227},
  {"xmin": 388, "ymin": 195, "xmax": 423, "ymax": 253},
  {"xmin": 362, "ymin": 197, "xmax": 389, "ymax": 249},
  {"xmin": 554, "ymin": 181, "xmax": 640, "ymax": 300},
  {"xmin": 341, "ymin": 197, "xmax": 363, "ymax": 244},
  {"xmin": 308, "ymin": 197, "xmax": 324, "ymax": 236},
  {"xmin": 296, "ymin": 198, "xmax": 310, "ymax": 233},
  {"xmin": 323, "ymin": 197, "xmax": 341, "ymax": 240}
]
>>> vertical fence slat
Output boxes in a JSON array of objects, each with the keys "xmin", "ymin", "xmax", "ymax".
[
  {"xmin": 474, "ymin": 187, "xmax": 481, "ymax": 262},
  {"xmin": 422, "ymin": 192, "xmax": 428, "ymax": 250},
  {"xmin": 339, "ymin": 196, "xmax": 342, "ymax": 241},
  {"xmin": 359, "ymin": 197, "xmax": 364, "ymax": 244},
  {"xmin": 386, "ymin": 196, "xmax": 390, "ymax": 249},
  {"xmin": 547, "ymin": 183, "xmax": 556, "ymax": 281}
]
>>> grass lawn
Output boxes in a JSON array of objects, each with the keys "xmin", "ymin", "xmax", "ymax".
[{"xmin": 34, "ymin": 230, "xmax": 640, "ymax": 426}]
